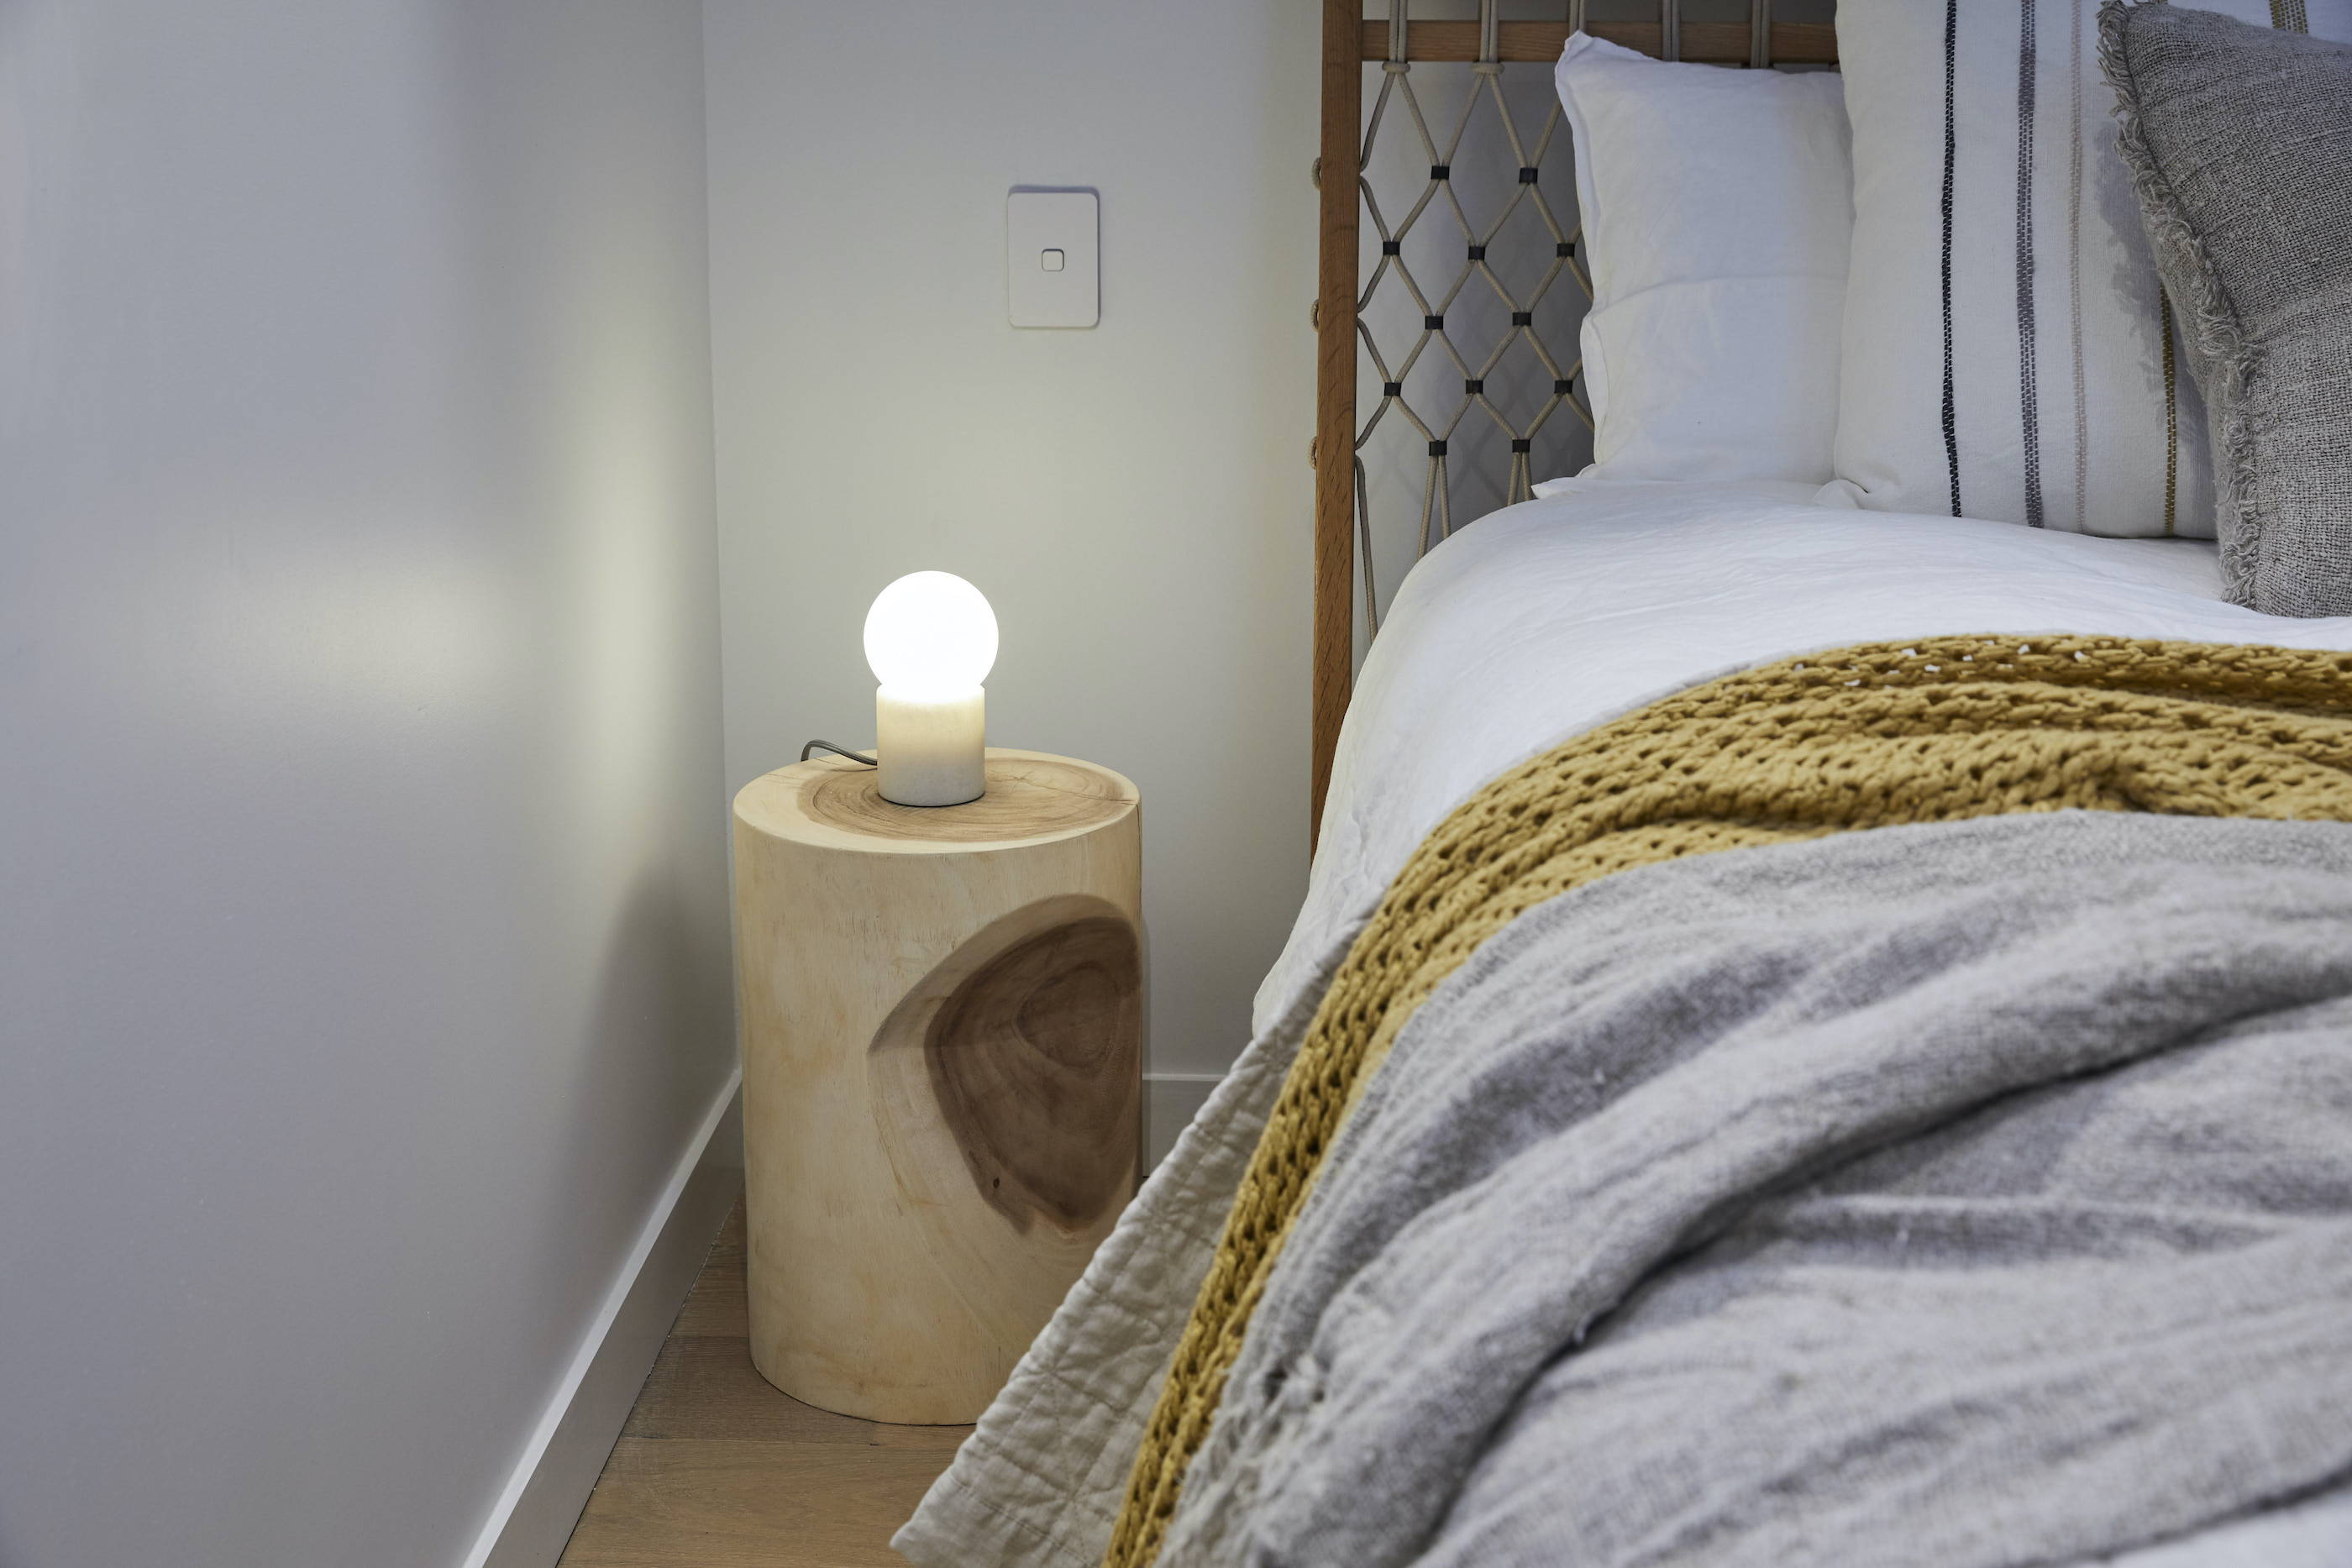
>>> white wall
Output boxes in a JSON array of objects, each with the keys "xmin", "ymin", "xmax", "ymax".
[
  {"xmin": 0, "ymin": 4, "xmax": 731, "ymax": 1565},
  {"xmin": 703, "ymin": 1, "xmax": 1321, "ymax": 1081}
]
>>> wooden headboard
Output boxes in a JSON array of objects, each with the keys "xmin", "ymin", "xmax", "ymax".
[{"xmin": 1310, "ymin": 2, "xmax": 1840, "ymax": 841}]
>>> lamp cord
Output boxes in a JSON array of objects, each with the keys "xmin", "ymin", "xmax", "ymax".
[{"xmin": 800, "ymin": 739, "xmax": 878, "ymax": 768}]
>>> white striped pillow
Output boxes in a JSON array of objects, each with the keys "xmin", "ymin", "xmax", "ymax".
[{"xmin": 1824, "ymin": 0, "xmax": 2351, "ymax": 539}]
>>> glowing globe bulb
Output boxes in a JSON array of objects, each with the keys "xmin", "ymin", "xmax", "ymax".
[{"xmin": 863, "ymin": 571, "xmax": 998, "ymax": 696}]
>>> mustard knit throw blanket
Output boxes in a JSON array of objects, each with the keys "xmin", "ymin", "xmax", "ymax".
[{"xmin": 1105, "ymin": 634, "xmax": 2352, "ymax": 1568}]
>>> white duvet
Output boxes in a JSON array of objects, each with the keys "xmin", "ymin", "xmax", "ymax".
[
  {"xmin": 1273, "ymin": 475, "xmax": 2352, "ymax": 1039},
  {"xmin": 896, "ymin": 480, "xmax": 2352, "ymax": 1568}
]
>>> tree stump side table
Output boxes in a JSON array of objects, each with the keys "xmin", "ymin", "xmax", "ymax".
[{"xmin": 731, "ymin": 747, "xmax": 1142, "ymax": 1424}]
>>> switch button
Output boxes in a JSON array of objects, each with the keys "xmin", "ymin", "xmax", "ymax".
[{"xmin": 1006, "ymin": 189, "xmax": 1099, "ymax": 328}]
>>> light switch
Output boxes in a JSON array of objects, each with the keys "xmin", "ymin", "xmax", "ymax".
[{"xmin": 1007, "ymin": 189, "xmax": 1098, "ymax": 328}]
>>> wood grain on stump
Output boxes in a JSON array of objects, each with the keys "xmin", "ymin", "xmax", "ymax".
[
  {"xmin": 798, "ymin": 753, "xmax": 1131, "ymax": 845},
  {"xmin": 871, "ymin": 894, "xmax": 1142, "ymax": 1233}
]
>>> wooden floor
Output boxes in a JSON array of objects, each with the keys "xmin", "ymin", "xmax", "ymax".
[{"xmin": 557, "ymin": 1198, "xmax": 970, "ymax": 1567}]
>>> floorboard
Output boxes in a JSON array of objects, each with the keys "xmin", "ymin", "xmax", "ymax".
[{"xmin": 557, "ymin": 1198, "xmax": 970, "ymax": 1567}]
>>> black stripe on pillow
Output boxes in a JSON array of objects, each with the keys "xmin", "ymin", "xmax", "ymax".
[
  {"xmin": 1941, "ymin": 0, "xmax": 1963, "ymax": 517},
  {"xmin": 2015, "ymin": 0, "xmax": 2047, "ymax": 528}
]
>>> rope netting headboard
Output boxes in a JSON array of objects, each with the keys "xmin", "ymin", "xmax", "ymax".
[{"xmin": 1309, "ymin": 0, "xmax": 1839, "ymax": 837}]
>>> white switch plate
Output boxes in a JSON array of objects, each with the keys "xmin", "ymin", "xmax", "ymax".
[{"xmin": 1007, "ymin": 188, "xmax": 1098, "ymax": 328}]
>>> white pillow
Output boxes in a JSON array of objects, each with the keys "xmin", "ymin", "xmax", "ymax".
[
  {"xmin": 1824, "ymin": 0, "xmax": 2352, "ymax": 538},
  {"xmin": 1554, "ymin": 32, "xmax": 1852, "ymax": 485}
]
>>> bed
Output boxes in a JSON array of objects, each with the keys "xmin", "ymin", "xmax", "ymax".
[{"xmin": 896, "ymin": 5, "xmax": 2352, "ymax": 1565}]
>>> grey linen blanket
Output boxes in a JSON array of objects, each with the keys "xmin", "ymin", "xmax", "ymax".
[{"xmin": 1156, "ymin": 811, "xmax": 2352, "ymax": 1568}]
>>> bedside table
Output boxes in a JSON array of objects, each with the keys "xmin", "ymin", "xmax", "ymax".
[{"xmin": 731, "ymin": 747, "xmax": 1142, "ymax": 1424}]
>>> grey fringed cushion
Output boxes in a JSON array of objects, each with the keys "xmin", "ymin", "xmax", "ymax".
[{"xmin": 2101, "ymin": 2, "xmax": 2352, "ymax": 616}]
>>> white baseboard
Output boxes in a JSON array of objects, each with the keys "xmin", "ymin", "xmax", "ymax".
[
  {"xmin": 1146, "ymin": 1071, "xmax": 1223, "ymax": 1170},
  {"xmin": 459, "ymin": 1063, "xmax": 1199, "ymax": 1568},
  {"xmin": 459, "ymin": 1068, "xmax": 745, "ymax": 1568}
]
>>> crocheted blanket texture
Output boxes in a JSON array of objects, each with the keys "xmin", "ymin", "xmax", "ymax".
[{"xmin": 1105, "ymin": 633, "xmax": 2352, "ymax": 1568}]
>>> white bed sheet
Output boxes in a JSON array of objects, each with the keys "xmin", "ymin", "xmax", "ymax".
[{"xmin": 1263, "ymin": 477, "xmax": 2352, "ymax": 1041}]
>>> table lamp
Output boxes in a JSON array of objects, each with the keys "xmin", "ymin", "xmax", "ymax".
[{"xmin": 863, "ymin": 570, "xmax": 998, "ymax": 806}]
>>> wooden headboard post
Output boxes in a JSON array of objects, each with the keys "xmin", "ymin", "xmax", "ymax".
[{"xmin": 1310, "ymin": 0, "xmax": 1364, "ymax": 847}]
